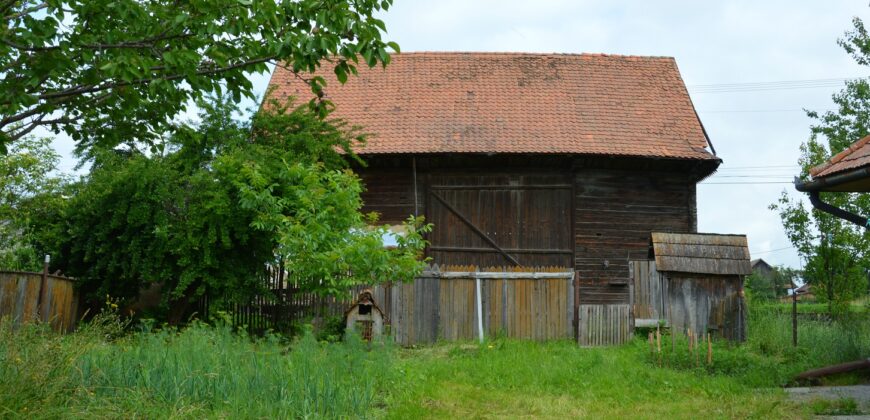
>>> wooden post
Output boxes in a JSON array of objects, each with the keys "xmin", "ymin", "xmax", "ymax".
[
  {"xmin": 648, "ymin": 332, "xmax": 654, "ymax": 355},
  {"xmin": 656, "ymin": 326, "xmax": 661, "ymax": 353},
  {"xmin": 792, "ymin": 287, "xmax": 798, "ymax": 347},
  {"xmin": 475, "ymin": 274, "xmax": 484, "ymax": 343},
  {"xmin": 573, "ymin": 271, "xmax": 580, "ymax": 343},
  {"xmin": 656, "ymin": 326, "xmax": 662, "ymax": 366},
  {"xmin": 36, "ymin": 254, "xmax": 50, "ymax": 321},
  {"xmin": 706, "ymin": 333, "xmax": 712, "ymax": 365},
  {"xmin": 687, "ymin": 327, "xmax": 693, "ymax": 354}
]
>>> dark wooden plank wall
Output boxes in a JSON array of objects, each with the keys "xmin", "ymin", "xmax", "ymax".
[
  {"xmin": 427, "ymin": 173, "xmax": 573, "ymax": 267},
  {"xmin": 358, "ymin": 168, "xmax": 419, "ymax": 223},
  {"xmin": 358, "ymin": 156, "xmax": 701, "ymax": 307},
  {"xmin": 574, "ymin": 168, "xmax": 695, "ymax": 304}
]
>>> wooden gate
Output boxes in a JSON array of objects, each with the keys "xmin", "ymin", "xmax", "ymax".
[{"xmin": 426, "ymin": 174, "xmax": 573, "ymax": 267}]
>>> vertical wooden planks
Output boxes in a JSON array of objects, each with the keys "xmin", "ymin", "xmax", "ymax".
[
  {"xmin": 0, "ymin": 272, "xmax": 79, "ymax": 332},
  {"xmin": 577, "ymin": 304, "xmax": 632, "ymax": 346}
]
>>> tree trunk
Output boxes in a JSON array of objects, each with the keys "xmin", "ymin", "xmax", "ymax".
[{"xmin": 167, "ymin": 283, "xmax": 199, "ymax": 326}]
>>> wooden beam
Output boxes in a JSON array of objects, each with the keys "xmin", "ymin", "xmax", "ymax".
[
  {"xmin": 421, "ymin": 270, "xmax": 574, "ymax": 279},
  {"xmin": 429, "ymin": 246, "xmax": 574, "ymax": 255},
  {"xmin": 430, "ymin": 184, "xmax": 572, "ymax": 190},
  {"xmin": 429, "ymin": 191, "xmax": 521, "ymax": 266}
]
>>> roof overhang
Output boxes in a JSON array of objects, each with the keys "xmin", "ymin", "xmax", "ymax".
[{"xmin": 794, "ymin": 165, "xmax": 870, "ymax": 193}]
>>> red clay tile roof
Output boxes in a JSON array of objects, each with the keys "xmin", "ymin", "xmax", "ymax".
[
  {"xmin": 266, "ymin": 52, "xmax": 717, "ymax": 159},
  {"xmin": 810, "ymin": 135, "xmax": 870, "ymax": 178}
]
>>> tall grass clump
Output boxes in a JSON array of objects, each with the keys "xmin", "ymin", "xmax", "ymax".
[
  {"xmin": 747, "ymin": 305, "xmax": 870, "ymax": 369},
  {"xmin": 74, "ymin": 323, "xmax": 392, "ymax": 418},
  {"xmin": 0, "ymin": 313, "xmax": 125, "ymax": 418},
  {"xmin": 1, "ymin": 315, "xmax": 393, "ymax": 418},
  {"xmin": 639, "ymin": 304, "xmax": 870, "ymax": 387}
]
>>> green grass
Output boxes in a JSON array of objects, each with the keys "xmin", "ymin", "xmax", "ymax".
[
  {"xmin": 2, "ymin": 304, "xmax": 869, "ymax": 418},
  {"xmin": 385, "ymin": 339, "xmax": 801, "ymax": 419},
  {"xmin": 747, "ymin": 306, "xmax": 870, "ymax": 378},
  {"xmin": 0, "ymin": 316, "xmax": 392, "ymax": 418},
  {"xmin": 762, "ymin": 301, "xmax": 866, "ymax": 315},
  {"xmin": 809, "ymin": 397, "xmax": 860, "ymax": 416}
]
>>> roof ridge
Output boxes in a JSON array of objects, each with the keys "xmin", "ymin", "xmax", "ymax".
[{"xmin": 391, "ymin": 51, "xmax": 676, "ymax": 60}]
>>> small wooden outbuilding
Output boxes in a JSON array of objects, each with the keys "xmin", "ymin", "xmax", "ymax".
[
  {"xmin": 344, "ymin": 289, "xmax": 385, "ymax": 341},
  {"xmin": 632, "ymin": 232, "xmax": 751, "ymax": 341}
]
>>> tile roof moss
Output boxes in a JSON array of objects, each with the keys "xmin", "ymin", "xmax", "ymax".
[{"xmin": 266, "ymin": 52, "xmax": 718, "ymax": 160}]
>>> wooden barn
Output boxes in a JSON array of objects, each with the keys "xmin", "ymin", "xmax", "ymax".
[{"xmin": 267, "ymin": 52, "xmax": 728, "ymax": 344}]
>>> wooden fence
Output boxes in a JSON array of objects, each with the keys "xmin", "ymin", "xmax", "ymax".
[
  {"xmin": 214, "ymin": 265, "xmax": 576, "ymax": 345},
  {"xmin": 0, "ymin": 271, "xmax": 79, "ymax": 332},
  {"xmin": 387, "ymin": 266, "xmax": 575, "ymax": 345},
  {"xmin": 577, "ymin": 304, "xmax": 632, "ymax": 346}
]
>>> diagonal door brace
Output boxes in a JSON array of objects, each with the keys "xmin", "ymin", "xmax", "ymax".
[{"xmin": 430, "ymin": 191, "xmax": 520, "ymax": 266}]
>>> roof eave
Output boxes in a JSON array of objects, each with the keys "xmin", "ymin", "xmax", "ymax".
[{"xmin": 795, "ymin": 165, "xmax": 870, "ymax": 193}]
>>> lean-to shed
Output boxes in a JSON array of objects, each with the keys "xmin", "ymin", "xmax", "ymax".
[{"xmin": 632, "ymin": 233, "xmax": 750, "ymax": 341}]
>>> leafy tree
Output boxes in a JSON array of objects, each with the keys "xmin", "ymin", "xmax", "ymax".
[
  {"xmin": 802, "ymin": 237, "xmax": 867, "ymax": 310},
  {"xmin": 0, "ymin": 0, "xmax": 400, "ymax": 154},
  {"xmin": 771, "ymin": 16, "xmax": 870, "ymax": 315},
  {"xmin": 745, "ymin": 266, "xmax": 801, "ymax": 301},
  {"xmin": 0, "ymin": 136, "xmax": 67, "ymax": 270},
  {"xmin": 39, "ymin": 97, "xmax": 429, "ymax": 324}
]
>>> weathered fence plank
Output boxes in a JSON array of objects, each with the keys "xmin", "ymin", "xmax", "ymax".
[
  {"xmin": 0, "ymin": 271, "xmax": 79, "ymax": 332},
  {"xmin": 577, "ymin": 304, "xmax": 632, "ymax": 346},
  {"xmin": 213, "ymin": 266, "xmax": 574, "ymax": 345}
]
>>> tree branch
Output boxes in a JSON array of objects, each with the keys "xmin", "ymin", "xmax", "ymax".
[
  {"xmin": 3, "ymin": 2, "xmax": 48, "ymax": 21},
  {"xmin": 39, "ymin": 55, "xmax": 276, "ymax": 101}
]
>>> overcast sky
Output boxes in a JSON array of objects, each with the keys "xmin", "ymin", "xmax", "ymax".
[{"xmin": 51, "ymin": 1, "xmax": 869, "ymax": 269}]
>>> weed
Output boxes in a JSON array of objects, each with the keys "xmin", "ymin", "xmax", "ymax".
[{"xmin": 809, "ymin": 397, "xmax": 860, "ymax": 415}]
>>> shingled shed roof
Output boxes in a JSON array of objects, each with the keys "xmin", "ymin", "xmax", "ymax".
[
  {"xmin": 267, "ymin": 52, "xmax": 718, "ymax": 160},
  {"xmin": 650, "ymin": 232, "xmax": 751, "ymax": 276}
]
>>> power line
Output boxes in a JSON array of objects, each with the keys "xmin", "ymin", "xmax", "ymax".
[
  {"xmin": 709, "ymin": 175, "xmax": 795, "ymax": 178},
  {"xmin": 699, "ymin": 108, "xmax": 834, "ymax": 114},
  {"xmin": 687, "ymin": 77, "xmax": 861, "ymax": 94},
  {"xmin": 750, "ymin": 246, "xmax": 795, "ymax": 255},
  {"xmin": 716, "ymin": 165, "xmax": 799, "ymax": 169},
  {"xmin": 699, "ymin": 181, "xmax": 792, "ymax": 185}
]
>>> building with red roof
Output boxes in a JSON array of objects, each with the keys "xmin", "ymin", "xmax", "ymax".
[
  {"xmin": 796, "ymin": 135, "xmax": 870, "ymax": 228},
  {"xmin": 267, "ymin": 52, "xmax": 721, "ymax": 306}
]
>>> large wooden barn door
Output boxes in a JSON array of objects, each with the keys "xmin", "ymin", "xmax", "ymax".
[{"xmin": 426, "ymin": 174, "xmax": 572, "ymax": 267}]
